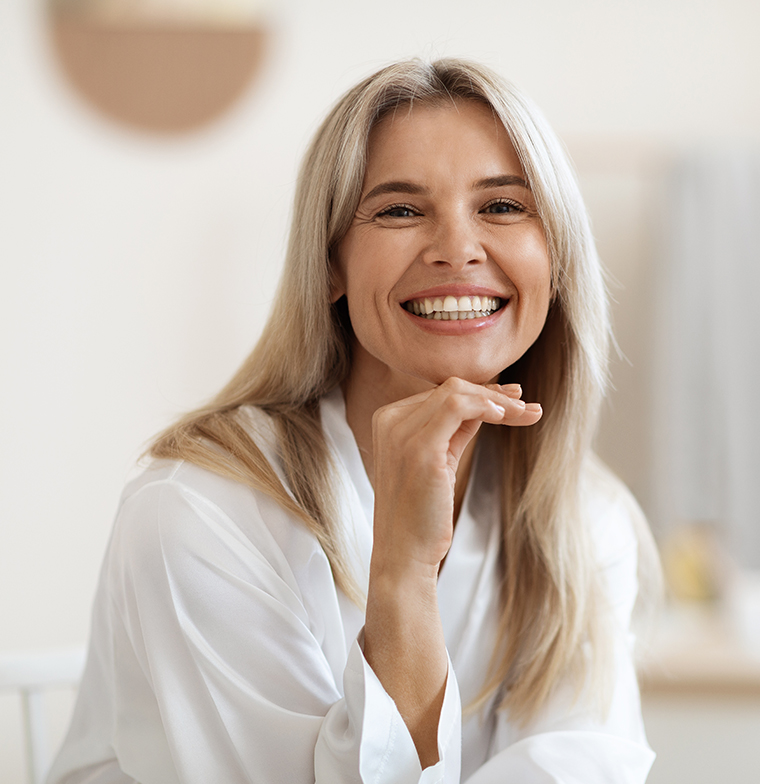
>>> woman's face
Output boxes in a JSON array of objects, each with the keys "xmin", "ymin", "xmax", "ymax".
[{"xmin": 333, "ymin": 99, "xmax": 552, "ymax": 394}]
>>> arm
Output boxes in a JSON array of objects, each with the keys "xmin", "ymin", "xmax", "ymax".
[
  {"xmin": 58, "ymin": 463, "xmax": 450, "ymax": 784},
  {"xmin": 362, "ymin": 378, "xmax": 541, "ymax": 768}
]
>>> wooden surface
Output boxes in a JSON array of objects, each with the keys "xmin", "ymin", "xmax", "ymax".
[
  {"xmin": 639, "ymin": 604, "xmax": 760, "ymax": 698},
  {"xmin": 49, "ymin": 20, "xmax": 267, "ymax": 133}
]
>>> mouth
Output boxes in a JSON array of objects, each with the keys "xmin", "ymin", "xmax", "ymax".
[{"xmin": 402, "ymin": 294, "xmax": 506, "ymax": 321}]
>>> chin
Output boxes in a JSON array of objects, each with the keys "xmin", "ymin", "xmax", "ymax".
[{"xmin": 412, "ymin": 362, "xmax": 505, "ymax": 387}]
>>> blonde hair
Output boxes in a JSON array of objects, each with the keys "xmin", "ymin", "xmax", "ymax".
[{"xmin": 152, "ymin": 58, "xmax": 657, "ymax": 724}]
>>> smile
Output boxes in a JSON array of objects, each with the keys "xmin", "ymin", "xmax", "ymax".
[{"xmin": 402, "ymin": 294, "xmax": 504, "ymax": 320}]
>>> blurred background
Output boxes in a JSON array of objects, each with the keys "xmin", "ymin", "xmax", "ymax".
[{"xmin": 2, "ymin": 0, "xmax": 759, "ymax": 781}]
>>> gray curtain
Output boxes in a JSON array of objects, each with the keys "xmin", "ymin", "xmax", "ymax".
[{"xmin": 652, "ymin": 148, "xmax": 760, "ymax": 568}]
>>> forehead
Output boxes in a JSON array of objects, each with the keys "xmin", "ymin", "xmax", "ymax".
[{"xmin": 364, "ymin": 99, "xmax": 523, "ymax": 183}]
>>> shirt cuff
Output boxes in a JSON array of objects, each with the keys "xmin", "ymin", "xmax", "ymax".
[{"xmin": 315, "ymin": 632, "xmax": 462, "ymax": 783}]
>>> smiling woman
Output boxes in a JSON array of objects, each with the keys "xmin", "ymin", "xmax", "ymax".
[
  {"xmin": 333, "ymin": 100, "xmax": 551, "ymax": 390},
  {"xmin": 48, "ymin": 59, "xmax": 661, "ymax": 784}
]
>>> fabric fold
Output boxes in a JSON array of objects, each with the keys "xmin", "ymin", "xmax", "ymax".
[{"xmin": 48, "ymin": 394, "xmax": 653, "ymax": 784}]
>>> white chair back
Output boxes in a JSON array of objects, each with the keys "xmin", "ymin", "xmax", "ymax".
[{"xmin": 0, "ymin": 647, "xmax": 86, "ymax": 784}]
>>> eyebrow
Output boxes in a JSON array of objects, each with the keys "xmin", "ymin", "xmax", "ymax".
[
  {"xmin": 361, "ymin": 174, "xmax": 530, "ymax": 204},
  {"xmin": 474, "ymin": 175, "xmax": 529, "ymax": 190},
  {"xmin": 361, "ymin": 180, "xmax": 428, "ymax": 202}
]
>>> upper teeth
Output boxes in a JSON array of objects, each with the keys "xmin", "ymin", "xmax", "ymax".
[{"xmin": 404, "ymin": 295, "xmax": 502, "ymax": 320}]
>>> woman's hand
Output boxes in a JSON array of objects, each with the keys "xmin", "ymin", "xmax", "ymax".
[
  {"xmin": 363, "ymin": 377, "xmax": 541, "ymax": 769},
  {"xmin": 371, "ymin": 377, "xmax": 541, "ymax": 575}
]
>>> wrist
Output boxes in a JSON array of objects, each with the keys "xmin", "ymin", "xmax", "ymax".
[
  {"xmin": 366, "ymin": 558, "xmax": 442, "ymax": 647},
  {"xmin": 369, "ymin": 552, "xmax": 440, "ymax": 594}
]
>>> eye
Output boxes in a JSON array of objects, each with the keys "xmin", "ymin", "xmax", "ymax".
[
  {"xmin": 481, "ymin": 199, "xmax": 524, "ymax": 215},
  {"xmin": 377, "ymin": 204, "xmax": 420, "ymax": 219}
]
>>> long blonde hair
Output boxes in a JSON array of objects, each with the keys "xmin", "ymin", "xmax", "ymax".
[{"xmin": 152, "ymin": 58, "xmax": 656, "ymax": 724}]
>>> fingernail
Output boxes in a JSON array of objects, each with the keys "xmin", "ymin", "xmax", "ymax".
[
  {"xmin": 525, "ymin": 403, "xmax": 542, "ymax": 413},
  {"xmin": 500, "ymin": 384, "xmax": 522, "ymax": 398},
  {"xmin": 512, "ymin": 398, "xmax": 526, "ymax": 408}
]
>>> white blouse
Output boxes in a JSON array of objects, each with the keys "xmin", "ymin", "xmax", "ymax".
[{"xmin": 48, "ymin": 390, "xmax": 655, "ymax": 784}]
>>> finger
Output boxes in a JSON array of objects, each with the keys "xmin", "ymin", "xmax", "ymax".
[
  {"xmin": 373, "ymin": 386, "xmax": 508, "ymax": 475},
  {"xmin": 496, "ymin": 402, "xmax": 543, "ymax": 427},
  {"xmin": 479, "ymin": 388, "xmax": 530, "ymax": 419},
  {"xmin": 485, "ymin": 383, "xmax": 523, "ymax": 399},
  {"xmin": 419, "ymin": 393, "xmax": 510, "ymax": 448},
  {"xmin": 377, "ymin": 378, "xmax": 499, "ymax": 433},
  {"xmin": 482, "ymin": 384, "xmax": 544, "ymax": 424},
  {"xmin": 448, "ymin": 418, "xmax": 484, "ymax": 460},
  {"xmin": 419, "ymin": 398, "xmax": 504, "ymax": 467},
  {"xmin": 390, "ymin": 380, "xmax": 524, "ymax": 416},
  {"xmin": 375, "ymin": 379, "xmax": 537, "ymax": 444}
]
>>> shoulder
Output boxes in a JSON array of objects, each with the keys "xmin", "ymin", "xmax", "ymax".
[
  {"xmin": 110, "ymin": 413, "xmax": 328, "ymax": 608},
  {"xmin": 120, "ymin": 404, "xmax": 287, "ymax": 550},
  {"xmin": 122, "ymin": 401, "xmax": 302, "ymax": 528}
]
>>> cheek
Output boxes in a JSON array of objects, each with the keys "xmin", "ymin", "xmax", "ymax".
[
  {"xmin": 339, "ymin": 233, "xmax": 407, "ymax": 309},
  {"xmin": 507, "ymin": 230, "xmax": 552, "ymax": 300},
  {"xmin": 332, "ymin": 233, "xmax": 374, "ymax": 304},
  {"xmin": 332, "ymin": 241, "xmax": 383, "ymax": 342},
  {"xmin": 532, "ymin": 256, "xmax": 553, "ymax": 307}
]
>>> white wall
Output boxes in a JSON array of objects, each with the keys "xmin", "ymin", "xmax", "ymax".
[{"xmin": 2, "ymin": 0, "xmax": 759, "ymax": 780}]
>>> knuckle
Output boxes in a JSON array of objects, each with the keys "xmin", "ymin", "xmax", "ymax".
[
  {"xmin": 441, "ymin": 376, "xmax": 466, "ymax": 392},
  {"xmin": 442, "ymin": 393, "xmax": 467, "ymax": 415}
]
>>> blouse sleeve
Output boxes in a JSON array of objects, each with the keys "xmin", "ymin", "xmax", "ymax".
[
  {"xmin": 463, "ymin": 483, "xmax": 656, "ymax": 784},
  {"xmin": 88, "ymin": 465, "xmax": 462, "ymax": 784}
]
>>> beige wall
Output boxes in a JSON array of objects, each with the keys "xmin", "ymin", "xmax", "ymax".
[{"xmin": 2, "ymin": 0, "xmax": 759, "ymax": 780}]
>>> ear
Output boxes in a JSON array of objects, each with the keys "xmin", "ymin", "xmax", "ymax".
[
  {"xmin": 328, "ymin": 250, "xmax": 346, "ymax": 303},
  {"xmin": 329, "ymin": 277, "xmax": 346, "ymax": 304}
]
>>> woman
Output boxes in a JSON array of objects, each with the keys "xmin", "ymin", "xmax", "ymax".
[{"xmin": 49, "ymin": 58, "xmax": 660, "ymax": 783}]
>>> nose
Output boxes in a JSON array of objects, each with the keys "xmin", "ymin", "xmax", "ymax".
[{"xmin": 421, "ymin": 210, "xmax": 487, "ymax": 270}]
